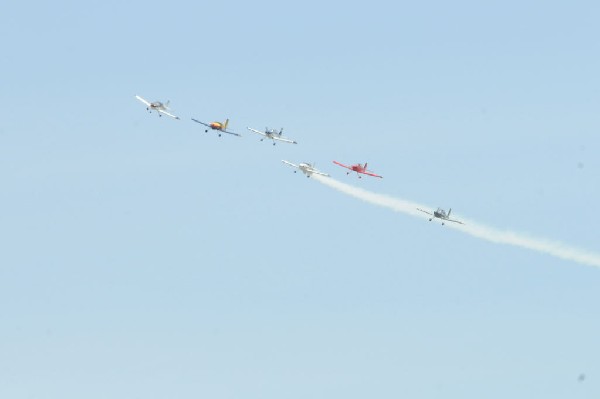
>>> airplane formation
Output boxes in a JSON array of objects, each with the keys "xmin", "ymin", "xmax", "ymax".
[{"xmin": 135, "ymin": 95, "xmax": 464, "ymax": 226}]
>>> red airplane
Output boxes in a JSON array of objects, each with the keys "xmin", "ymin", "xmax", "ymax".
[{"xmin": 333, "ymin": 161, "xmax": 383, "ymax": 178}]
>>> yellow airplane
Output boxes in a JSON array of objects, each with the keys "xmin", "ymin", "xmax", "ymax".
[{"xmin": 191, "ymin": 118, "xmax": 240, "ymax": 137}]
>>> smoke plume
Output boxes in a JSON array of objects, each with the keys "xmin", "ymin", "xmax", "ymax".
[{"xmin": 313, "ymin": 175, "xmax": 600, "ymax": 268}]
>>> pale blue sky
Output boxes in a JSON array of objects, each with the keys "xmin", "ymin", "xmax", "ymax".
[{"xmin": 1, "ymin": 1, "xmax": 599, "ymax": 398}]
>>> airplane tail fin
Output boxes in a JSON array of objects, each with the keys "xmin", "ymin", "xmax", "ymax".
[
  {"xmin": 448, "ymin": 208, "xmax": 452, "ymax": 217},
  {"xmin": 224, "ymin": 119, "xmax": 229, "ymax": 130},
  {"xmin": 279, "ymin": 128, "xmax": 283, "ymax": 136},
  {"xmin": 165, "ymin": 100, "xmax": 170, "ymax": 109},
  {"xmin": 364, "ymin": 162, "xmax": 368, "ymax": 170}
]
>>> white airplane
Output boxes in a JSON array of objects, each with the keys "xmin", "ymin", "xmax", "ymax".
[
  {"xmin": 282, "ymin": 160, "xmax": 329, "ymax": 178},
  {"xmin": 135, "ymin": 95, "xmax": 180, "ymax": 120},
  {"xmin": 417, "ymin": 207, "xmax": 464, "ymax": 225},
  {"xmin": 247, "ymin": 127, "xmax": 298, "ymax": 145}
]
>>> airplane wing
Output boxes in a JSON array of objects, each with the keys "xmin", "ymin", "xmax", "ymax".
[
  {"xmin": 363, "ymin": 171, "xmax": 383, "ymax": 178},
  {"xmin": 310, "ymin": 169, "xmax": 330, "ymax": 177},
  {"xmin": 282, "ymin": 160, "xmax": 299, "ymax": 169},
  {"xmin": 416, "ymin": 208, "xmax": 433, "ymax": 216},
  {"xmin": 135, "ymin": 95, "xmax": 151, "ymax": 107},
  {"xmin": 333, "ymin": 160, "xmax": 352, "ymax": 170},
  {"xmin": 247, "ymin": 127, "xmax": 268, "ymax": 138},
  {"xmin": 191, "ymin": 118, "xmax": 211, "ymax": 127},
  {"xmin": 158, "ymin": 109, "xmax": 180, "ymax": 120},
  {"xmin": 446, "ymin": 218, "xmax": 464, "ymax": 225},
  {"xmin": 272, "ymin": 135, "xmax": 298, "ymax": 144},
  {"xmin": 222, "ymin": 129, "xmax": 241, "ymax": 137}
]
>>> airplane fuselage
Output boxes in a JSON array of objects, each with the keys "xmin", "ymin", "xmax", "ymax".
[
  {"xmin": 265, "ymin": 130, "xmax": 281, "ymax": 138},
  {"xmin": 433, "ymin": 208, "xmax": 450, "ymax": 221},
  {"xmin": 351, "ymin": 164, "xmax": 366, "ymax": 173},
  {"xmin": 299, "ymin": 164, "xmax": 319, "ymax": 177},
  {"xmin": 210, "ymin": 122, "xmax": 224, "ymax": 130},
  {"xmin": 298, "ymin": 163, "xmax": 312, "ymax": 175}
]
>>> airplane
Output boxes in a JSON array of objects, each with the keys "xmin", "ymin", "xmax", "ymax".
[
  {"xmin": 282, "ymin": 160, "xmax": 329, "ymax": 178},
  {"xmin": 416, "ymin": 207, "xmax": 464, "ymax": 225},
  {"xmin": 135, "ymin": 95, "xmax": 180, "ymax": 119},
  {"xmin": 332, "ymin": 161, "xmax": 383, "ymax": 178},
  {"xmin": 191, "ymin": 118, "xmax": 240, "ymax": 137},
  {"xmin": 247, "ymin": 127, "xmax": 298, "ymax": 145}
]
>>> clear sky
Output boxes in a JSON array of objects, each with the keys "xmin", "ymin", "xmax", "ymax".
[{"xmin": 1, "ymin": 1, "xmax": 599, "ymax": 398}]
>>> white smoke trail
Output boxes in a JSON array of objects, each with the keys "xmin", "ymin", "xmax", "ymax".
[{"xmin": 313, "ymin": 175, "xmax": 600, "ymax": 268}]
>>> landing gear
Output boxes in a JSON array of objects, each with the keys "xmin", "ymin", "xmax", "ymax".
[
  {"xmin": 272, "ymin": 142, "xmax": 276, "ymax": 146},
  {"xmin": 218, "ymin": 133, "xmax": 222, "ymax": 137}
]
